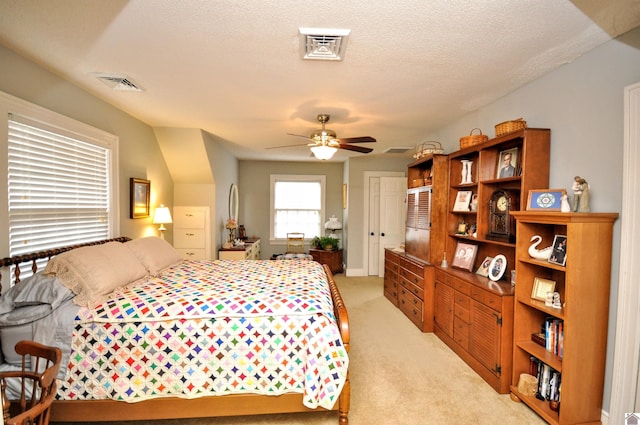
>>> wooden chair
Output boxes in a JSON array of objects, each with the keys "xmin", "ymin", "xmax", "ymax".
[
  {"xmin": 286, "ymin": 232, "xmax": 305, "ymax": 253},
  {"xmin": 0, "ymin": 340, "xmax": 62, "ymax": 425}
]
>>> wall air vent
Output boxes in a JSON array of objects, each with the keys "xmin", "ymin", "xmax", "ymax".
[
  {"xmin": 299, "ymin": 28, "xmax": 350, "ymax": 61},
  {"xmin": 91, "ymin": 73, "xmax": 144, "ymax": 92}
]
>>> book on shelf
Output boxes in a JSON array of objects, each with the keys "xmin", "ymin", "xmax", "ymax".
[
  {"xmin": 544, "ymin": 317, "xmax": 564, "ymax": 359},
  {"xmin": 530, "ymin": 356, "xmax": 561, "ymax": 402}
]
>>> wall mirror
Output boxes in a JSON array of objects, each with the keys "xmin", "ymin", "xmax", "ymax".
[{"xmin": 229, "ymin": 183, "xmax": 239, "ymax": 221}]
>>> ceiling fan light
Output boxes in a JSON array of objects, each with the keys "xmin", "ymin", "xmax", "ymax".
[{"xmin": 310, "ymin": 145, "xmax": 337, "ymax": 160}]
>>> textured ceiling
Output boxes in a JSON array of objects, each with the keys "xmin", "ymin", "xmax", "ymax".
[{"xmin": 0, "ymin": 0, "xmax": 639, "ymax": 161}]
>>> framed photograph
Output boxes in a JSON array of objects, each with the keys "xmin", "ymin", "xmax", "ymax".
[
  {"xmin": 527, "ymin": 189, "xmax": 567, "ymax": 211},
  {"xmin": 475, "ymin": 256, "xmax": 493, "ymax": 277},
  {"xmin": 453, "ymin": 190, "xmax": 473, "ymax": 211},
  {"xmin": 531, "ymin": 277, "xmax": 556, "ymax": 301},
  {"xmin": 130, "ymin": 178, "xmax": 150, "ymax": 219},
  {"xmin": 496, "ymin": 147, "xmax": 519, "ymax": 179},
  {"xmin": 548, "ymin": 235, "xmax": 567, "ymax": 266},
  {"xmin": 451, "ymin": 242, "xmax": 478, "ymax": 272},
  {"xmin": 488, "ymin": 254, "xmax": 507, "ymax": 281}
]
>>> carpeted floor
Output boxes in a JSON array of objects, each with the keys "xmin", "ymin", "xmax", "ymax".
[{"xmin": 53, "ymin": 275, "xmax": 546, "ymax": 425}]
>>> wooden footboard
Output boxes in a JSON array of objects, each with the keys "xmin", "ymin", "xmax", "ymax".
[{"xmin": 0, "ymin": 239, "xmax": 351, "ymax": 424}]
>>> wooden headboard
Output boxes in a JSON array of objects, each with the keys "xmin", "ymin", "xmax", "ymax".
[{"xmin": 0, "ymin": 237, "xmax": 131, "ymax": 293}]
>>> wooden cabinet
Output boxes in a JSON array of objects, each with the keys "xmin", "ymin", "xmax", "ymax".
[
  {"xmin": 431, "ymin": 129, "xmax": 549, "ymax": 393},
  {"xmin": 309, "ymin": 249, "xmax": 343, "ymax": 274},
  {"xmin": 219, "ymin": 238, "xmax": 261, "ymax": 260},
  {"xmin": 434, "ymin": 267, "xmax": 514, "ymax": 393},
  {"xmin": 406, "ymin": 154, "xmax": 448, "ymax": 263},
  {"xmin": 509, "ymin": 212, "xmax": 618, "ymax": 425},
  {"xmin": 385, "ymin": 249, "xmax": 434, "ymax": 332},
  {"xmin": 445, "ymin": 128, "xmax": 550, "ymax": 283},
  {"xmin": 173, "ymin": 206, "xmax": 211, "ymax": 260}
]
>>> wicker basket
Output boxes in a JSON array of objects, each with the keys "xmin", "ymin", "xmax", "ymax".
[
  {"xmin": 413, "ymin": 141, "xmax": 444, "ymax": 159},
  {"xmin": 459, "ymin": 128, "xmax": 488, "ymax": 149},
  {"xmin": 495, "ymin": 118, "xmax": 527, "ymax": 136}
]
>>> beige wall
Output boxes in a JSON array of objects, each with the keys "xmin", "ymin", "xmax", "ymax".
[
  {"xmin": 0, "ymin": 45, "xmax": 174, "ymax": 244},
  {"xmin": 238, "ymin": 160, "xmax": 345, "ymax": 260}
]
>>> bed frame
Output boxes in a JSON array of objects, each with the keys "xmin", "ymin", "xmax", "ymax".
[{"xmin": 0, "ymin": 238, "xmax": 351, "ymax": 424}]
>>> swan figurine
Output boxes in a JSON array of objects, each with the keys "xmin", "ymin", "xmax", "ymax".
[{"xmin": 528, "ymin": 235, "xmax": 553, "ymax": 260}]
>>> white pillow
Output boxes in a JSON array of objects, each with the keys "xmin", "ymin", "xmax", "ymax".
[
  {"xmin": 43, "ymin": 241, "xmax": 147, "ymax": 307},
  {"xmin": 124, "ymin": 237, "xmax": 182, "ymax": 276}
]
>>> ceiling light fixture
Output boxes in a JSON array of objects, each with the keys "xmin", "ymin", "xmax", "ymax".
[{"xmin": 310, "ymin": 145, "xmax": 338, "ymax": 160}]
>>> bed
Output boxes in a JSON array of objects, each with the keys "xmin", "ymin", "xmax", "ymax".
[{"xmin": 0, "ymin": 237, "xmax": 350, "ymax": 424}]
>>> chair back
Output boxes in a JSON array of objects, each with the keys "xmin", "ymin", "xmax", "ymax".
[
  {"xmin": 286, "ymin": 233, "xmax": 305, "ymax": 253},
  {"xmin": 1, "ymin": 340, "xmax": 62, "ymax": 425}
]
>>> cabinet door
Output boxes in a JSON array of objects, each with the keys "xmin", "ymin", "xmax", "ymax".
[
  {"xmin": 469, "ymin": 300, "xmax": 502, "ymax": 377},
  {"xmin": 434, "ymin": 281, "xmax": 454, "ymax": 338}
]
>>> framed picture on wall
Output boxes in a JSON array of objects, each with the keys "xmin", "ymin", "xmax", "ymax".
[{"xmin": 130, "ymin": 178, "xmax": 150, "ymax": 218}]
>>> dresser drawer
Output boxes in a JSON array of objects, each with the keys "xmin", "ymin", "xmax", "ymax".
[
  {"xmin": 173, "ymin": 207, "xmax": 206, "ymax": 228},
  {"xmin": 398, "ymin": 267, "xmax": 424, "ymax": 290},
  {"xmin": 398, "ymin": 290, "xmax": 423, "ymax": 328},
  {"xmin": 176, "ymin": 248, "xmax": 206, "ymax": 260},
  {"xmin": 452, "ymin": 277, "xmax": 470, "ymax": 295},
  {"xmin": 454, "ymin": 303, "xmax": 470, "ymax": 323},
  {"xmin": 399, "ymin": 281, "xmax": 422, "ymax": 300},
  {"xmin": 470, "ymin": 285, "xmax": 502, "ymax": 312},
  {"xmin": 453, "ymin": 317, "xmax": 470, "ymax": 350},
  {"xmin": 398, "ymin": 257, "xmax": 424, "ymax": 277},
  {"xmin": 174, "ymin": 228, "xmax": 206, "ymax": 248}
]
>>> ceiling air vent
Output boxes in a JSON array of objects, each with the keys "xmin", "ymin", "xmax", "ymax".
[
  {"xmin": 384, "ymin": 147, "xmax": 413, "ymax": 154},
  {"xmin": 299, "ymin": 28, "xmax": 350, "ymax": 61},
  {"xmin": 91, "ymin": 73, "xmax": 144, "ymax": 92}
]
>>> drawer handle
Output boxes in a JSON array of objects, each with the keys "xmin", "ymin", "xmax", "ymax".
[
  {"xmin": 185, "ymin": 213, "xmax": 193, "ymax": 217},
  {"xmin": 186, "ymin": 252, "xmax": 195, "ymax": 256},
  {"xmin": 186, "ymin": 233, "xmax": 195, "ymax": 236}
]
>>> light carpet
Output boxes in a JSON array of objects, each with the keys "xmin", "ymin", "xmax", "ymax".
[{"xmin": 53, "ymin": 275, "xmax": 546, "ymax": 425}]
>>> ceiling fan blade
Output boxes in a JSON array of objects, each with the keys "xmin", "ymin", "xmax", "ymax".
[
  {"xmin": 266, "ymin": 142, "xmax": 312, "ymax": 149},
  {"xmin": 287, "ymin": 132, "xmax": 312, "ymax": 140},
  {"xmin": 338, "ymin": 144, "xmax": 374, "ymax": 153},
  {"xmin": 337, "ymin": 136, "xmax": 376, "ymax": 144}
]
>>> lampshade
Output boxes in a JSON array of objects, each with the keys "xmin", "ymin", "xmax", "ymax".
[
  {"xmin": 324, "ymin": 215, "xmax": 342, "ymax": 230},
  {"xmin": 153, "ymin": 205, "xmax": 172, "ymax": 238},
  {"xmin": 310, "ymin": 145, "xmax": 337, "ymax": 160}
]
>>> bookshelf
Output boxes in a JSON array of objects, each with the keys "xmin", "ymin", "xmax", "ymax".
[{"xmin": 509, "ymin": 212, "xmax": 618, "ymax": 424}]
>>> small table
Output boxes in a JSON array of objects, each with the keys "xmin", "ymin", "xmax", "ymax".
[{"xmin": 309, "ymin": 249, "xmax": 343, "ymax": 274}]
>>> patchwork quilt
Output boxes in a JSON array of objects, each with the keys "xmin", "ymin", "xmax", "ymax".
[{"xmin": 59, "ymin": 260, "xmax": 348, "ymax": 409}]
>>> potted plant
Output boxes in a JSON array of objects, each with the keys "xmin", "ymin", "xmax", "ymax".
[{"xmin": 317, "ymin": 236, "xmax": 339, "ymax": 251}]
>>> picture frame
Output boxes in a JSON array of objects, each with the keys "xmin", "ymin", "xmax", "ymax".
[
  {"xmin": 548, "ymin": 235, "xmax": 568, "ymax": 266},
  {"xmin": 488, "ymin": 254, "xmax": 507, "ymax": 281},
  {"xmin": 453, "ymin": 190, "xmax": 473, "ymax": 211},
  {"xmin": 451, "ymin": 242, "xmax": 478, "ymax": 272},
  {"xmin": 475, "ymin": 256, "xmax": 493, "ymax": 277},
  {"xmin": 496, "ymin": 147, "xmax": 519, "ymax": 179},
  {"xmin": 531, "ymin": 277, "xmax": 556, "ymax": 301},
  {"xmin": 130, "ymin": 178, "xmax": 150, "ymax": 219},
  {"xmin": 526, "ymin": 189, "xmax": 567, "ymax": 211}
]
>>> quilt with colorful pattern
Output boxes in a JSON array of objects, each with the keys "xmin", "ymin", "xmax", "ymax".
[{"xmin": 58, "ymin": 260, "xmax": 348, "ymax": 409}]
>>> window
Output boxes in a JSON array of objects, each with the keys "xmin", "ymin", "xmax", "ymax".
[
  {"xmin": 270, "ymin": 174, "xmax": 325, "ymax": 240},
  {"xmin": 1, "ymin": 91, "xmax": 119, "ymax": 279}
]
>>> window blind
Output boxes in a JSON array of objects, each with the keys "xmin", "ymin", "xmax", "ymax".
[{"xmin": 7, "ymin": 116, "xmax": 111, "ymax": 257}]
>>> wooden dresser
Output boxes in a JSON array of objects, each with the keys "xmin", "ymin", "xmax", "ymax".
[
  {"xmin": 218, "ymin": 238, "xmax": 261, "ymax": 260},
  {"xmin": 384, "ymin": 249, "xmax": 434, "ymax": 332},
  {"xmin": 173, "ymin": 206, "xmax": 211, "ymax": 260}
]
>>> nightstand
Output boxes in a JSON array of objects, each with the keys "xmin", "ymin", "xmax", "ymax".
[{"xmin": 309, "ymin": 249, "xmax": 343, "ymax": 274}]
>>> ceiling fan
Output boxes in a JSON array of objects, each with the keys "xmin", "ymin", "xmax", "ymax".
[{"xmin": 268, "ymin": 114, "xmax": 376, "ymax": 160}]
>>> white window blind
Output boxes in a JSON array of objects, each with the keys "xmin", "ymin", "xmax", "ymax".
[
  {"xmin": 272, "ymin": 176, "xmax": 325, "ymax": 239},
  {"xmin": 8, "ymin": 115, "xmax": 111, "ymax": 256}
]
